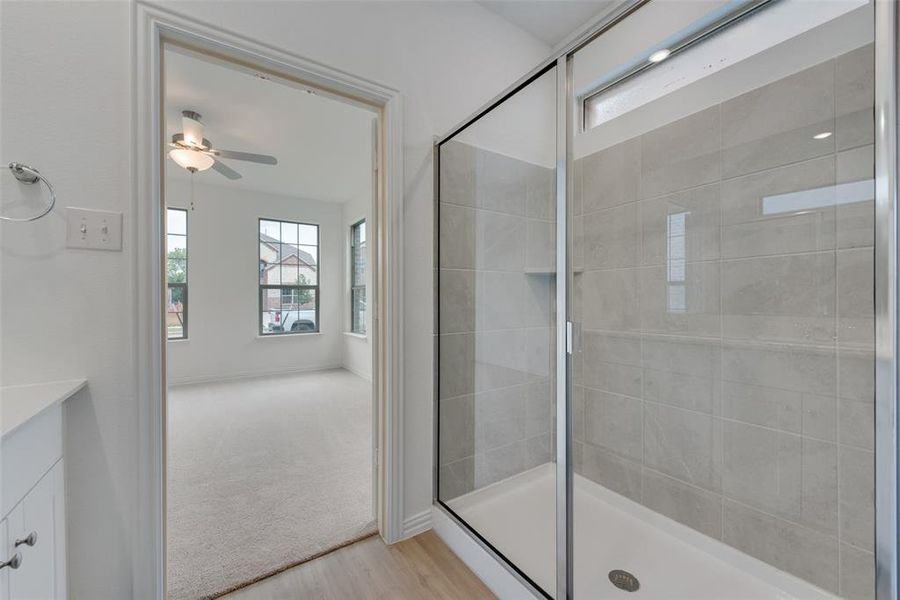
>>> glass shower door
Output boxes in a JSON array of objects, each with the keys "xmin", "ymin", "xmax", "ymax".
[
  {"xmin": 571, "ymin": 1, "xmax": 875, "ymax": 598},
  {"xmin": 436, "ymin": 65, "xmax": 560, "ymax": 597}
]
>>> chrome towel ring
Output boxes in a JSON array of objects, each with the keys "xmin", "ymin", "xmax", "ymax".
[{"xmin": 2, "ymin": 163, "xmax": 56, "ymax": 222}]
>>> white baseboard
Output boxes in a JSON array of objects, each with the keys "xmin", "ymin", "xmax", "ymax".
[
  {"xmin": 400, "ymin": 509, "xmax": 432, "ymax": 539},
  {"xmin": 168, "ymin": 363, "xmax": 343, "ymax": 387},
  {"xmin": 431, "ymin": 505, "xmax": 539, "ymax": 600},
  {"xmin": 341, "ymin": 363, "xmax": 373, "ymax": 382}
]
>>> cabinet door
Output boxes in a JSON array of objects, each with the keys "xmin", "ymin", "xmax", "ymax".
[{"xmin": 8, "ymin": 466, "xmax": 59, "ymax": 600}]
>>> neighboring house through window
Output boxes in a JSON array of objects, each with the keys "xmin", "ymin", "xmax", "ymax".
[
  {"xmin": 350, "ymin": 219, "xmax": 366, "ymax": 335},
  {"xmin": 166, "ymin": 208, "xmax": 188, "ymax": 340},
  {"xmin": 259, "ymin": 218, "xmax": 319, "ymax": 334}
]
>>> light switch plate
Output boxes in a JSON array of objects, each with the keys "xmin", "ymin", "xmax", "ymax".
[{"xmin": 66, "ymin": 207, "xmax": 123, "ymax": 251}]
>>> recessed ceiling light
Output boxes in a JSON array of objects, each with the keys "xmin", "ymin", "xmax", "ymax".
[
  {"xmin": 649, "ymin": 49, "xmax": 671, "ymax": 63},
  {"xmin": 813, "ymin": 131, "xmax": 832, "ymax": 140}
]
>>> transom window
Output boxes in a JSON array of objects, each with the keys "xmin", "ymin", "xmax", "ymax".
[
  {"xmin": 350, "ymin": 219, "xmax": 366, "ymax": 335},
  {"xmin": 166, "ymin": 208, "xmax": 188, "ymax": 340},
  {"xmin": 259, "ymin": 218, "xmax": 319, "ymax": 335}
]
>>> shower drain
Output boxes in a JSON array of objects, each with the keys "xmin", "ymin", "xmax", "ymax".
[{"xmin": 608, "ymin": 569, "xmax": 640, "ymax": 592}]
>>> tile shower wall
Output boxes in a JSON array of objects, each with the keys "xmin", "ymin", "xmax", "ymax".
[
  {"xmin": 573, "ymin": 45, "xmax": 874, "ymax": 597},
  {"xmin": 438, "ymin": 140, "xmax": 557, "ymax": 500}
]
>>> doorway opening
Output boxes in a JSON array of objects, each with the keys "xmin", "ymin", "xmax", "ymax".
[{"xmin": 161, "ymin": 43, "xmax": 382, "ymax": 599}]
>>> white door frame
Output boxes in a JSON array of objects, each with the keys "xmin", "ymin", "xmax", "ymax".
[{"xmin": 134, "ymin": 3, "xmax": 405, "ymax": 597}]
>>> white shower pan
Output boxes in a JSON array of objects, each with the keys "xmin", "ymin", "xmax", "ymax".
[{"xmin": 443, "ymin": 464, "xmax": 837, "ymax": 600}]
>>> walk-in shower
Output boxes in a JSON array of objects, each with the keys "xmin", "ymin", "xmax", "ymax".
[{"xmin": 435, "ymin": 0, "xmax": 897, "ymax": 598}]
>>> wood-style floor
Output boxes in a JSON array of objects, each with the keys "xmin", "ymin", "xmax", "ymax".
[{"xmin": 221, "ymin": 530, "xmax": 496, "ymax": 600}]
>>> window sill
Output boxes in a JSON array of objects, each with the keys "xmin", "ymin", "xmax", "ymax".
[
  {"xmin": 256, "ymin": 332, "xmax": 322, "ymax": 340},
  {"xmin": 344, "ymin": 332, "xmax": 368, "ymax": 340},
  {"xmin": 167, "ymin": 337, "xmax": 189, "ymax": 343}
]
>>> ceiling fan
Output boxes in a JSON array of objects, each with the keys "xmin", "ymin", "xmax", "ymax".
[{"xmin": 167, "ymin": 110, "xmax": 278, "ymax": 180}]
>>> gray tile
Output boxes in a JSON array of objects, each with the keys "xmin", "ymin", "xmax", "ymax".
[
  {"xmin": 439, "ymin": 395, "xmax": 474, "ymax": 464},
  {"xmin": 723, "ymin": 421, "xmax": 838, "ymax": 534},
  {"xmin": 475, "ymin": 440, "xmax": 526, "ymax": 488},
  {"xmin": 582, "ymin": 331, "xmax": 642, "ymax": 398},
  {"xmin": 474, "ymin": 386, "xmax": 527, "ymax": 453},
  {"xmin": 836, "ymin": 145, "xmax": 875, "ymax": 249},
  {"xmin": 643, "ymin": 404, "xmax": 722, "ymax": 492},
  {"xmin": 840, "ymin": 543, "xmax": 875, "ymax": 600},
  {"xmin": 722, "ymin": 341, "xmax": 836, "ymax": 398},
  {"xmin": 439, "ymin": 140, "xmax": 476, "ymax": 207},
  {"xmin": 525, "ymin": 380, "xmax": 552, "ymax": 437},
  {"xmin": 723, "ymin": 500, "xmax": 839, "ymax": 594},
  {"xmin": 721, "ymin": 61, "xmax": 835, "ymax": 178},
  {"xmin": 639, "ymin": 262, "xmax": 720, "ymax": 337},
  {"xmin": 522, "ymin": 274, "xmax": 554, "ymax": 328},
  {"xmin": 525, "ymin": 219, "xmax": 556, "ymax": 272},
  {"xmin": 641, "ymin": 183, "xmax": 720, "ymax": 266},
  {"xmin": 475, "ymin": 149, "xmax": 527, "ymax": 216},
  {"xmin": 477, "ymin": 271, "xmax": 526, "ymax": 331},
  {"xmin": 641, "ymin": 106, "xmax": 721, "ymax": 198},
  {"xmin": 581, "ymin": 269, "xmax": 640, "ymax": 332},
  {"xmin": 475, "ymin": 210, "xmax": 525, "ymax": 271},
  {"xmin": 583, "ymin": 389, "xmax": 642, "ymax": 461},
  {"xmin": 524, "ymin": 326, "xmax": 554, "ymax": 380},
  {"xmin": 839, "ymin": 347, "xmax": 875, "ymax": 402},
  {"xmin": 439, "ymin": 203, "xmax": 475, "ymax": 269},
  {"xmin": 573, "ymin": 385, "xmax": 585, "ymax": 442},
  {"xmin": 722, "ymin": 253, "xmax": 836, "ymax": 344},
  {"xmin": 838, "ymin": 248, "xmax": 874, "ymax": 348},
  {"xmin": 642, "ymin": 468, "xmax": 723, "ymax": 539},
  {"xmin": 839, "ymin": 446, "xmax": 874, "ymax": 552},
  {"xmin": 573, "ymin": 156, "xmax": 583, "ymax": 217},
  {"xmin": 581, "ymin": 202, "xmax": 641, "ymax": 269},
  {"xmin": 721, "ymin": 156, "xmax": 836, "ymax": 259},
  {"xmin": 573, "ymin": 216, "xmax": 584, "ymax": 272},
  {"xmin": 474, "ymin": 329, "xmax": 528, "ymax": 392},
  {"xmin": 576, "ymin": 442, "xmax": 642, "ymax": 502},
  {"xmin": 722, "ymin": 381, "xmax": 836, "ymax": 441},
  {"xmin": 839, "ymin": 348, "xmax": 875, "ymax": 451},
  {"xmin": 439, "ymin": 269, "xmax": 475, "ymax": 334},
  {"xmin": 439, "ymin": 333, "xmax": 474, "ymax": 398},
  {"xmin": 581, "ymin": 137, "xmax": 641, "ymax": 213},
  {"xmin": 524, "ymin": 433, "xmax": 552, "ymax": 470},
  {"xmin": 439, "ymin": 457, "xmax": 474, "ymax": 501},
  {"xmin": 526, "ymin": 164, "xmax": 555, "ymax": 220},
  {"xmin": 835, "ymin": 44, "xmax": 875, "ymax": 152},
  {"xmin": 642, "ymin": 336, "xmax": 720, "ymax": 415}
]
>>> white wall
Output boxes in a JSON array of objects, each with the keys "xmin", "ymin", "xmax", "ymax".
[
  {"xmin": 0, "ymin": 1, "xmax": 549, "ymax": 597},
  {"xmin": 0, "ymin": 3, "xmax": 135, "ymax": 598},
  {"xmin": 165, "ymin": 178, "xmax": 343, "ymax": 385},
  {"xmin": 341, "ymin": 190, "xmax": 373, "ymax": 381}
]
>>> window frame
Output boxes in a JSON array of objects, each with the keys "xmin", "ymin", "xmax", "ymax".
[
  {"xmin": 166, "ymin": 207, "xmax": 188, "ymax": 340},
  {"xmin": 350, "ymin": 218, "xmax": 367, "ymax": 335},
  {"xmin": 258, "ymin": 217, "xmax": 321, "ymax": 336}
]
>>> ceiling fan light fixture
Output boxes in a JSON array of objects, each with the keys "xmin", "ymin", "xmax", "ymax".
[
  {"xmin": 169, "ymin": 148, "xmax": 215, "ymax": 172},
  {"xmin": 181, "ymin": 111, "xmax": 205, "ymax": 148}
]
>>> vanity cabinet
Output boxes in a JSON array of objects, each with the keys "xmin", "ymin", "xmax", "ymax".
[
  {"xmin": 0, "ymin": 381, "xmax": 79, "ymax": 600},
  {"xmin": 4, "ymin": 464, "xmax": 65, "ymax": 599}
]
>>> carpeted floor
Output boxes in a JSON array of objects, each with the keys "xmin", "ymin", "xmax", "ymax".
[{"xmin": 166, "ymin": 369, "xmax": 376, "ymax": 600}]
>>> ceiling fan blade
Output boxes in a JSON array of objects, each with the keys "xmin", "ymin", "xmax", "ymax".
[
  {"xmin": 211, "ymin": 159, "xmax": 242, "ymax": 180},
  {"xmin": 208, "ymin": 148, "xmax": 278, "ymax": 165}
]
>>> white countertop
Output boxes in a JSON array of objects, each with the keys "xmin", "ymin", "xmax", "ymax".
[{"xmin": 1, "ymin": 379, "xmax": 86, "ymax": 438}]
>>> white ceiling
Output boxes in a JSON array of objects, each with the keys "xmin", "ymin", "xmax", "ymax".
[
  {"xmin": 164, "ymin": 47, "xmax": 375, "ymax": 203},
  {"xmin": 477, "ymin": 0, "xmax": 616, "ymax": 47}
]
